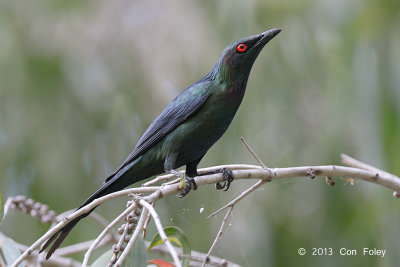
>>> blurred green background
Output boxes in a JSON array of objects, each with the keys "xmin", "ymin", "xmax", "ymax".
[{"xmin": 1, "ymin": 0, "xmax": 400, "ymax": 266}]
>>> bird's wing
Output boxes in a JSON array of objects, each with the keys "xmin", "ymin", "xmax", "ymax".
[{"xmin": 106, "ymin": 83, "xmax": 211, "ymax": 181}]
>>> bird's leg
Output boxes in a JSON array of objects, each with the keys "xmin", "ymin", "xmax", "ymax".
[
  {"xmin": 165, "ymin": 153, "xmax": 196, "ymax": 197},
  {"xmin": 180, "ymin": 154, "xmax": 206, "ymax": 195},
  {"xmin": 169, "ymin": 170, "xmax": 197, "ymax": 198},
  {"xmin": 186, "ymin": 156, "xmax": 234, "ymax": 191},
  {"xmin": 197, "ymin": 168, "xmax": 234, "ymax": 191}
]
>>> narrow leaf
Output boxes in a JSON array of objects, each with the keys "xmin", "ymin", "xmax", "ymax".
[
  {"xmin": 123, "ymin": 235, "xmax": 147, "ymax": 267},
  {"xmin": 148, "ymin": 226, "xmax": 191, "ymax": 267},
  {"xmin": 90, "ymin": 250, "xmax": 113, "ymax": 267},
  {"xmin": 0, "ymin": 236, "xmax": 24, "ymax": 267}
]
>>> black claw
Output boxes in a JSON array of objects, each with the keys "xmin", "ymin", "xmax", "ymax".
[
  {"xmin": 215, "ymin": 168, "xmax": 234, "ymax": 191},
  {"xmin": 177, "ymin": 176, "xmax": 197, "ymax": 198},
  {"xmin": 224, "ymin": 169, "xmax": 234, "ymax": 191},
  {"xmin": 190, "ymin": 177, "xmax": 198, "ymax": 190},
  {"xmin": 197, "ymin": 168, "xmax": 234, "ymax": 191},
  {"xmin": 215, "ymin": 181, "xmax": 225, "ymax": 190}
]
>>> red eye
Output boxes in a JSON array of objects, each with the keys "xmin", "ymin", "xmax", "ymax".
[{"xmin": 236, "ymin": 43, "xmax": 247, "ymax": 53}]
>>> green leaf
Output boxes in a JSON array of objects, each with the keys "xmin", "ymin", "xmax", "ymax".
[
  {"xmin": 91, "ymin": 236, "xmax": 147, "ymax": 267},
  {"xmin": 0, "ymin": 236, "xmax": 24, "ymax": 267},
  {"xmin": 148, "ymin": 226, "xmax": 191, "ymax": 267},
  {"xmin": 122, "ymin": 235, "xmax": 147, "ymax": 267},
  {"xmin": 90, "ymin": 250, "xmax": 113, "ymax": 267}
]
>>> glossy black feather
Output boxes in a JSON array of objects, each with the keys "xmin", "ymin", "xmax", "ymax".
[{"xmin": 106, "ymin": 82, "xmax": 211, "ymax": 182}]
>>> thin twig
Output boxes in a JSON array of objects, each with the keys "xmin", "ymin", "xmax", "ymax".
[
  {"xmin": 163, "ymin": 177, "xmax": 182, "ymax": 186},
  {"xmin": 341, "ymin": 153, "xmax": 397, "ymax": 178},
  {"xmin": 82, "ymin": 202, "xmax": 138, "ymax": 267},
  {"xmin": 201, "ymin": 206, "xmax": 234, "ymax": 267},
  {"xmin": 89, "ymin": 212, "xmax": 119, "ymax": 240},
  {"xmin": 114, "ymin": 207, "xmax": 148, "ymax": 267},
  {"xmin": 208, "ymin": 179, "xmax": 266, "ymax": 219},
  {"xmin": 53, "ymin": 210, "xmax": 118, "ymax": 244},
  {"xmin": 341, "ymin": 153, "xmax": 400, "ymax": 197},
  {"xmin": 56, "ymin": 234, "xmax": 114, "ymax": 257},
  {"xmin": 142, "ymin": 202, "xmax": 155, "ymax": 239},
  {"xmin": 240, "ymin": 137, "xmax": 267, "ymax": 169},
  {"xmin": 139, "ymin": 199, "xmax": 182, "ymax": 267},
  {"xmin": 143, "ymin": 172, "xmax": 182, "ymax": 187},
  {"xmin": 112, "ymin": 213, "xmax": 131, "ymax": 262}
]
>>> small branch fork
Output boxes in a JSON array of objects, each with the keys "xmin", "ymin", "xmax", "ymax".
[
  {"xmin": 8, "ymin": 141, "xmax": 400, "ymax": 266},
  {"xmin": 201, "ymin": 206, "xmax": 234, "ymax": 267}
]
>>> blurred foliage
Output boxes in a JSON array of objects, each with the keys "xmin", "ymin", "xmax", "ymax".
[
  {"xmin": 0, "ymin": 236, "xmax": 24, "ymax": 267},
  {"xmin": 0, "ymin": 0, "xmax": 399, "ymax": 266}
]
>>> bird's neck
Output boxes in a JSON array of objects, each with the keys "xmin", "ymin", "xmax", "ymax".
[
  {"xmin": 196, "ymin": 63, "xmax": 246, "ymax": 111},
  {"xmin": 212, "ymin": 61, "xmax": 250, "ymax": 96}
]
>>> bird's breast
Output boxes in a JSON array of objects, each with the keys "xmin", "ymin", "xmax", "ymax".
[{"xmin": 157, "ymin": 81, "xmax": 248, "ymax": 169}]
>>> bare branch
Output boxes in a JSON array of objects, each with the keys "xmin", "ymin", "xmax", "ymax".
[
  {"xmin": 10, "ymin": 155, "xmax": 400, "ymax": 266},
  {"xmin": 56, "ymin": 234, "xmax": 114, "ymax": 257},
  {"xmin": 201, "ymin": 206, "xmax": 233, "ymax": 267},
  {"xmin": 114, "ymin": 206, "xmax": 149, "ymax": 267},
  {"xmin": 108, "ymin": 208, "xmax": 136, "ymax": 265},
  {"xmin": 82, "ymin": 201, "xmax": 139, "ymax": 267},
  {"xmin": 341, "ymin": 153, "xmax": 398, "ymax": 179},
  {"xmin": 142, "ymin": 201, "xmax": 155, "ymax": 238},
  {"xmin": 208, "ymin": 179, "xmax": 266, "ymax": 219},
  {"xmin": 139, "ymin": 199, "xmax": 182, "ymax": 267},
  {"xmin": 240, "ymin": 137, "xmax": 268, "ymax": 169},
  {"xmin": 143, "ymin": 164, "xmax": 261, "ymax": 187}
]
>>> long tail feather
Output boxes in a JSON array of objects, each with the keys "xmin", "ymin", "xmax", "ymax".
[
  {"xmin": 40, "ymin": 158, "xmax": 142, "ymax": 259},
  {"xmin": 39, "ymin": 199, "xmax": 100, "ymax": 258},
  {"xmin": 39, "ymin": 173, "xmax": 116, "ymax": 258}
]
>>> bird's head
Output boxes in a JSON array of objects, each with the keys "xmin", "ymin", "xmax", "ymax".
[{"xmin": 215, "ymin": 28, "xmax": 281, "ymax": 84}]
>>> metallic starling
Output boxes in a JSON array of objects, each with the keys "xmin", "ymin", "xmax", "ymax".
[{"xmin": 40, "ymin": 28, "xmax": 281, "ymax": 259}]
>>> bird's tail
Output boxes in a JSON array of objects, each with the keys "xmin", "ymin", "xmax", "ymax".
[
  {"xmin": 39, "ymin": 175, "xmax": 114, "ymax": 259},
  {"xmin": 39, "ymin": 158, "xmax": 141, "ymax": 259}
]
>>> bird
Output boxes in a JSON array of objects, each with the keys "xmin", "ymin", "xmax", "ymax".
[{"xmin": 40, "ymin": 28, "xmax": 281, "ymax": 259}]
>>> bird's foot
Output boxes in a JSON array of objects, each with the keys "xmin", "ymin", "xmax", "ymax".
[
  {"xmin": 214, "ymin": 168, "xmax": 234, "ymax": 191},
  {"xmin": 197, "ymin": 168, "xmax": 234, "ymax": 191},
  {"xmin": 178, "ymin": 176, "xmax": 198, "ymax": 198},
  {"xmin": 170, "ymin": 170, "xmax": 197, "ymax": 198}
]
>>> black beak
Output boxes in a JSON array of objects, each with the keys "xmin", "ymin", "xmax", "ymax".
[{"xmin": 255, "ymin": 28, "xmax": 281, "ymax": 48}]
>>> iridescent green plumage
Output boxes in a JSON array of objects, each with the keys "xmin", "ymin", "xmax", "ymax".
[{"xmin": 40, "ymin": 29, "xmax": 281, "ymax": 259}]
